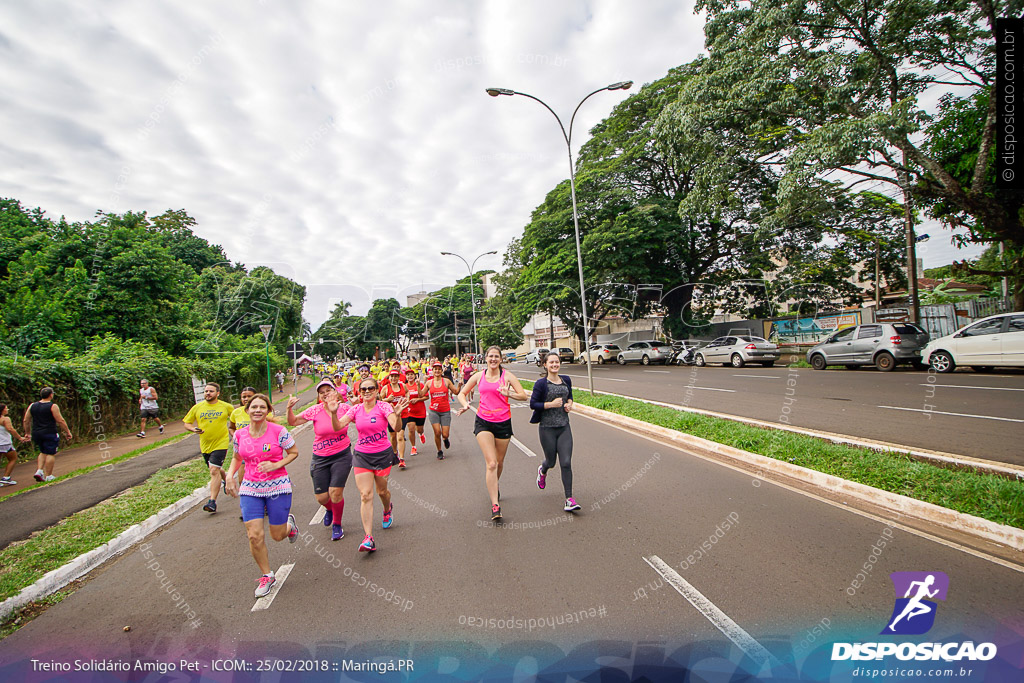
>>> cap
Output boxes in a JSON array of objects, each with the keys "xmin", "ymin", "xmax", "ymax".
[
  {"xmin": 390, "ymin": 367, "xmax": 400, "ymax": 375},
  {"xmin": 358, "ymin": 364, "xmax": 370, "ymax": 371},
  {"xmin": 432, "ymin": 361, "xmax": 442, "ymax": 367},
  {"xmin": 315, "ymin": 378, "xmax": 336, "ymax": 392}
]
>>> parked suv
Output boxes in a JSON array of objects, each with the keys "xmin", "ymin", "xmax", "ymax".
[
  {"xmin": 617, "ymin": 341, "xmax": 673, "ymax": 365},
  {"xmin": 578, "ymin": 343, "xmax": 621, "ymax": 365},
  {"xmin": 807, "ymin": 323, "xmax": 929, "ymax": 372},
  {"xmin": 525, "ymin": 348, "xmax": 550, "ymax": 365}
]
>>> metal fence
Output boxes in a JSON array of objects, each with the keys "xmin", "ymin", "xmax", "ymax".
[{"xmin": 919, "ymin": 296, "xmax": 1017, "ymax": 338}]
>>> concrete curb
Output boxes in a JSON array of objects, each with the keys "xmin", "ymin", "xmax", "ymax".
[
  {"xmin": 0, "ymin": 486, "xmax": 208, "ymax": 621},
  {"xmin": 572, "ymin": 403, "xmax": 1024, "ymax": 553}
]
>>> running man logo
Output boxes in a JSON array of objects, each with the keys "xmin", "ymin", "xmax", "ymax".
[
  {"xmin": 881, "ymin": 571, "xmax": 949, "ymax": 636},
  {"xmin": 262, "ymin": 444, "xmax": 271, "ymax": 452}
]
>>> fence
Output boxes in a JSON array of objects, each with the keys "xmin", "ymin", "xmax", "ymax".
[{"xmin": 919, "ymin": 296, "xmax": 1017, "ymax": 338}]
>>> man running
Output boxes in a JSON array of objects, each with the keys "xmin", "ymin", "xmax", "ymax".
[
  {"xmin": 24, "ymin": 387, "xmax": 73, "ymax": 482},
  {"xmin": 183, "ymin": 382, "xmax": 234, "ymax": 513},
  {"xmin": 275, "ymin": 370, "xmax": 285, "ymax": 394},
  {"xmin": 136, "ymin": 379, "xmax": 164, "ymax": 438}
]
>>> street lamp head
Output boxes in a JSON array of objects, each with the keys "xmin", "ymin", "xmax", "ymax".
[
  {"xmin": 485, "ymin": 250, "xmax": 498, "ymax": 256},
  {"xmin": 259, "ymin": 324, "xmax": 273, "ymax": 341},
  {"xmin": 915, "ymin": 234, "xmax": 931, "ymax": 243},
  {"xmin": 440, "ymin": 251, "xmax": 453, "ymax": 256},
  {"xmin": 607, "ymin": 81, "xmax": 633, "ymax": 91},
  {"xmin": 485, "ymin": 87, "xmax": 515, "ymax": 97}
]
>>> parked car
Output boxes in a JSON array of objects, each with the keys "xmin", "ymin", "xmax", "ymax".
[
  {"xmin": 616, "ymin": 341, "xmax": 673, "ymax": 365},
  {"xmin": 694, "ymin": 336, "xmax": 780, "ymax": 368},
  {"xmin": 807, "ymin": 323, "xmax": 929, "ymax": 372},
  {"xmin": 922, "ymin": 312, "xmax": 1024, "ymax": 373},
  {"xmin": 525, "ymin": 348, "xmax": 550, "ymax": 365},
  {"xmin": 555, "ymin": 347, "xmax": 575, "ymax": 363},
  {"xmin": 578, "ymin": 343, "xmax": 621, "ymax": 365}
]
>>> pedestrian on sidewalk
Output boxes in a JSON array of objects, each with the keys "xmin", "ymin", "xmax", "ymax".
[
  {"xmin": 183, "ymin": 382, "xmax": 234, "ymax": 514},
  {"xmin": 23, "ymin": 387, "xmax": 73, "ymax": 483},
  {"xmin": 1, "ymin": 403, "xmax": 31, "ymax": 486},
  {"xmin": 136, "ymin": 379, "xmax": 164, "ymax": 438},
  {"xmin": 224, "ymin": 393, "xmax": 299, "ymax": 598},
  {"xmin": 530, "ymin": 352, "xmax": 580, "ymax": 512}
]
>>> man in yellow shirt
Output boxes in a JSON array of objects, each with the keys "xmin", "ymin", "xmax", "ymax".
[{"xmin": 183, "ymin": 382, "xmax": 235, "ymax": 514}]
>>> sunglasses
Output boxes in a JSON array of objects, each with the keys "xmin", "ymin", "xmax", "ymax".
[{"xmin": 359, "ymin": 386, "xmax": 377, "ymax": 393}]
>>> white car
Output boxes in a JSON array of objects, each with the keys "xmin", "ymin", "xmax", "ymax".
[
  {"xmin": 524, "ymin": 348, "xmax": 550, "ymax": 365},
  {"xmin": 922, "ymin": 312, "xmax": 1024, "ymax": 373}
]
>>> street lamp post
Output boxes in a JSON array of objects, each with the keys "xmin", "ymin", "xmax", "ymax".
[
  {"xmin": 259, "ymin": 324, "xmax": 273, "ymax": 402},
  {"xmin": 486, "ymin": 81, "xmax": 633, "ymax": 394},
  {"xmin": 441, "ymin": 250, "xmax": 496, "ymax": 357}
]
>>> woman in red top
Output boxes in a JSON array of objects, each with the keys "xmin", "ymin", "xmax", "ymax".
[
  {"xmin": 403, "ymin": 368, "xmax": 429, "ymax": 458},
  {"xmin": 380, "ymin": 368, "xmax": 409, "ymax": 468},
  {"xmin": 426, "ymin": 361, "xmax": 458, "ymax": 459}
]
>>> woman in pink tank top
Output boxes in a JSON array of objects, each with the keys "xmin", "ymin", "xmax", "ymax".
[{"xmin": 456, "ymin": 345, "xmax": 527, "ymax": 521}]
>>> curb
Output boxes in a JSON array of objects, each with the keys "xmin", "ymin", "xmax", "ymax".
[
  {"xmin": 572, "ymin": 403, "xmax": 1024, "ymax": 553},
  {"xmin": 0, "ymin": 486, "xmax": 208, "ymax": 621}
]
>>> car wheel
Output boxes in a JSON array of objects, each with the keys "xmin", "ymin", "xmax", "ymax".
[
  {"xmin": 597, "ymin": 356, "xmax": 605, "ymax": 365},
  {"xmin": 930, "ymin": 351, "xmax": 955, "ymax": 373},
  {"xmin": 810, "ymin": 354, "xmax": 827, "ymax": 371},
  {"xmin": 731, "ymin": 354, "xmax": 745, "ymax": 368},
  {"xmin": 617, "ymin": 355, "xmax": 626, "ymax": 365},
  {"xmin": 641, "ymin": 355, "xmax": 650, "ymax": 366},
  {"xmin": 695, "ymin": 354, "xmax": 706, "ymax": 367},
  {"xmin": 971, "ymin": 366, "xmax": 994, "ymax": 373},
  {"xmin": 875, "ymin": 352, "xmax": 896, "ymax": 372},
  {"xmin": 578, "ymin": 356, "xmax": 586, "ymax": 365},
  {"xmin": 761, "ymin": 362, "xmax": 775, "ymax": 367}
]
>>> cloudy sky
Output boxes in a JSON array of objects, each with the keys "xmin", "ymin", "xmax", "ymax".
[{"xmin": 0, "ymin": 1, "xmax": 982, "ymax": 327}]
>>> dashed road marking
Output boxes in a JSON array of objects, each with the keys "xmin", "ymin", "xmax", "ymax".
[
  {"xmin": 251, "ymin": 562, "xmax": 294, "ymax": 611},
  {"xmin": 878, "ymin": 406, "xmax": 1024, "ymax": 423},
  {"xmin": 309, "ymin": 507, "xmax": 327, "ymax": 526},
  {"xmin": 918, "ymin": 384, "xmax": 1024, "ymax": 392}
]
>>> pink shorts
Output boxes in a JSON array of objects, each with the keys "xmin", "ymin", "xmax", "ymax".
[{"xmin": 353, "ymin": 466, "xmax": 392, "ymax": 477}]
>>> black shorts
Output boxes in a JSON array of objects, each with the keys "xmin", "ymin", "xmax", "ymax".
[
  {"xmin": 403, "ymin": 416, "xmax": 425, "ymax": 428},
  {"xmin": 353, "ymin": 447, "xmax": 400, "ymax": 471},
  {"xmin": 473, "ymin": 416, "xmax": 513, "ymax": 440},
  {"xmin": 310, "ymin": 447, "xmax": 353, "ymax": 494},
  {"xmin": 202, "ymin": 449, "xmax": 227, "ymax": 468},
  {"xmin": 140, "ymin": 408, "xmax": 160, "ymax": 418},
  {"xmin": 33, "ymin": 434, "xmax": 60, "ymax": 455}
]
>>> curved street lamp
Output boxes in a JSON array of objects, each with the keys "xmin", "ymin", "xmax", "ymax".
[
  {"xmin": 485, "ymin": 81, "xmax": 633, "ymax": 394},
  {"xmin": 441, "ymin": 250, "xmax": 497, "ymax": 356}
]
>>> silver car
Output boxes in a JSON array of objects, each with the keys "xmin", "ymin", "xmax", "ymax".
[
  {"xmin": 695, "ymin": 336, "xmax": 780, "ymax": 368},
  {"xmin": 525, "ymin": 348, "xmax": 550, "ymax": 365},
  {"xmin": 616, "ymin": 341, "xmax": 673, "ymax": 365},
  {"xmin": 578, "ymin": 343, "xmax": 621, "ymax": 365},
  {"xmin": 807, "ymin": 323, "xmax": 929, "ymax": 372}
]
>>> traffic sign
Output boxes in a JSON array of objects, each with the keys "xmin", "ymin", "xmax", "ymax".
[{"xmin": 286, "ymin": 343, "xmax": 305, "ymax": 360}]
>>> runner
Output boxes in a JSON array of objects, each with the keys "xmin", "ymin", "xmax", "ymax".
[
  {"xmin": 24, "ymin": 387, "xmax": 73, "ymax": 482},
  {"xmin": 380, "ymin": 367, "xmax": 409, "ymax": 469},
  {"xmin": 426, "ymin": 361, "xmax": 458, "ymax": 459},
  {"xmin": 460, "ymin": 356, "xmax": 475, "ymax": 401},
  {"xmin": 331, "ymin": 372, "xmax": 350, "ymax": 402},
  {"xmin": 275, "ymin": 370, "xmax": 286, "ymax": 394},
  {"xmin": 287, "ymin": 379, "xmax": 353, "ymax": 541},
  {"xmin": 456, "ymin": 346, "xmax": 528, "ymax": 520},
  {"xmin": 0, "ymin": 404, "xmax": 31, "ymax": 486},
  {"xmin": 183, "ymin": 382, "xmax": 234, "ymax": 514},
  {"xmin": 136, "ymin": 379, "xmax": 164, "ymax": 438},
  {"xmin": 404, "ymin": 368, "xmax": 428, "ymax": 457},
  {"xmin": 224, "ymin": 393, "xmax": 299, "ymax": 597},
  {"xmin": 530, "ymin": 352, "xmax": 580, "ymax": 512},
  {"xmin": 349, "ymin": 364, "xmax": 373, "ymax": 404},
  {"xmin": 332, "ymin": 377, "xmax": 409, "ymax": 553},
  {"xmin": 229, "ymin": 387, "xmax": 258, "ymax": 520}
]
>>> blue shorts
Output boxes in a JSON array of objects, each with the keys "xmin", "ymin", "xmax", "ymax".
[
  {"xmin": 239, "ymin": 493, "xmax": 292, "ymax": 525},
  {"xmin": 33, "ymin": 434, "xmax": 60, "ymax": 455}
]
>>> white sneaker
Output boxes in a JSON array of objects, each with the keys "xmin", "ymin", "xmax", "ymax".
[
  {"xmin": 254, "ymin": 573, "xmax": 276, "ymax": 598},
  {"xmin": 0, "ymin": 476, "xmax": 15, "ymax": 486},
  {"xmin": 44, "ymin": 475, "xmax": 56, "ymax": 482},
  {"xmin": 34, "ymin": 469, "xmax": 45, "ymax": 482}
]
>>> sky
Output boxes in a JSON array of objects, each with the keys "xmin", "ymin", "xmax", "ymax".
[{"xmin": 0, "ymin": 1, "xmax": 984, "ymax": 327}]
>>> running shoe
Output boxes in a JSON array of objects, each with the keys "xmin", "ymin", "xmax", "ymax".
[
  {"xmin": 331, "ymin": 524, "xmax": 344, "ymax": 541},
  {"xmin": 287, "ymin": 514, "xmax": 298, "ymax": 543},
  {"xmin": 410, "ymin": 446, "xmax": 417, "ymax": 456},
  {"xmin": 537, "ymin": 466, "xmax": 546, "ymax": 490},
  {"xmin": 491, "ymin": 504, "xmax": 502, "ymax": 521},
  {"xmin": 443, "ymin": 437, "xmax": 451, "ymax": 449},
  {"xmin": 203, "ymin": 499, "xmax": 217, "ymax": 513},
  {"xmin": 398, "ymin": 459, "xmax": 406, "ymax": 470},
  {"xmin": 358, "ymin": 535, "xmax": 376, "ymax": 552},
  {"xmin": 382, "ymin": 504, "xmax": 394, "ymax": 529},
  {"xmin": 437, "ymin": 451, "xmax": 444, "ymax": 460},
  {"xmin": 44, "ymin": 475, "xmax": 56, "ymax": 482},
  {"xmin": 0, "ymin": 476, "xmax": 15, "ymax": 486},
  {"xmin": 34, "ymin": 469, "xmax": 44, "ymax": 482},
  {"xmin": 221, "ymin": 478, "xmax": 227, "ymax": 494},
  {"xmin": 420, "ymin": 433, "xmax": 426, "ymax": 444},
  {"xmin": 159, "ymin": 425, "xmax": 164, "ymax": 434},
  {"xmin": 135, "ymin": 432, "xmax": 145, "ymax": 438},
  {"xmin": 323, "ymin": 507, "xmax": 333, "ymax": 526},
  {"xmin": 564, "ymin": 497, "xmax": 581, "ymax": 512},
  {"xmin": 254, "ymin": 574, "xmax": 276, "ymax": 598}
]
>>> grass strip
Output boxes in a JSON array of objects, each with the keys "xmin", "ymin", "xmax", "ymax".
[{"xmin": 521, "ymin": 380, "xmax": 1024, "ymax": 529}]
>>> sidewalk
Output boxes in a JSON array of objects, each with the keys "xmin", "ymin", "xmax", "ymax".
[{"xmin": 0, "ymin": 377, "xmax": 317, "ymax": 549}]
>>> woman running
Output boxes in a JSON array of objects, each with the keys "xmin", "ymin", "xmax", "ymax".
[
  {"xmin": 404, "ymin": 368, "xmax": 428, "ymax": 457},
  {"xmin": 460, "ymin": 356, "xmax": 475, "ymax": 401},
  {"xmin": 332, "ymin": 377, "xmax": 409, "ymax": 553},
  {"xmin": 224, "ymin": 394, "xmax": 299, "ymax": 598},
  {"xmin": 380, "ymin": 368, "xmax": 409, "ymax": 469},
  {"xmin": 0, "ymin": 404, "xmax": 31, "ymax": 486},
  {"xmin": 456, "ymin": 345, "xmax": 527, "ymax": 520},
  {"xmin": 287, "ymin": 379, "xmax": 353, "ymax": 541},
  {"xmin": 530, "ymin": 352, "xmax": 580, "ymax": 512},
  {"xmin": 427, "ymin": 361, "xmax": 458, "ymax": 459}
]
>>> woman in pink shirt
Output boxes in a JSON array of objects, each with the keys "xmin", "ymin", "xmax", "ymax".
[
  {"xmin": 225, "ymin": 394, "xmax": 299, "ymax": 598},
  {"xmin": 287, "ymin": 379, "xmax": 352, "ymax": 542},
  {"xmin": 332, "ymin": 377, "xmax": 409, "ymax": 553},
  {"xmin": 456, "ymin": 345, "xmax": 527, "ymax": 521}
]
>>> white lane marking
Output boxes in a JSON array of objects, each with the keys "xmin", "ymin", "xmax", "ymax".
[
  {"xmin": 577, "ymin": 411, "xmax": 1024, "ymax": 574},
  {"xmin": 643, "ymin": 370, "xmax": 670, "ymax": 373},
  {"xmin": 878, "ymin": 406, "xmax": 1024, "ymax": 423},
  {"xmin": 685, "ymin": 386, "xmax": 736, "ymax": 393},
  {"xmin": 251, "ymin": 563, "xmax": 294, "ymax": 611},
  {"xmin": 643, "ymin": 556, "xmax": 777, "ymax": 669},
  {"xmin": 732, "ymin": 374, "xmax": 779, "ymax": 379},
  {"xmin": 918, "ymin": 384, "xmax": 1024, "ymax": 392},
  {"xmin": 562, "ymin": 373, "xmax": 628, "ymax": 382},
  {"xmin": 309, "ymin": 507, "xmax": 327, "ymax": 526},
  {"xmin": 466, "ymin": 404, "xmax": 537, "ymax": 457}
]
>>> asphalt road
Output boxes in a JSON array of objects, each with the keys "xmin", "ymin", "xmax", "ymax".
[
  {"xmin": 1, "ymin": 397, "xmax": 1020, "ymax": 681},
  {"xmin": 509, "ymin": 360, "xmax": 1024, "ymax": 466}
]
